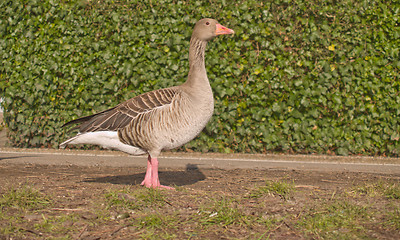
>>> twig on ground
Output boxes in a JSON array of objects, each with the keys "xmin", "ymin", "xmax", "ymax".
[
  {"xmin": 110, "ymin": 224, "xmax": 132, "ymax": 236},
  {"xmin": 164, "ymin": 199, "xmax": 173, "ymax": 206},
  {"xmin": 51, "ymin": 208, "xmax": 85, "ymax": 211},
  {"xmin": 22, "ymin": 228, "xmax": 42, "ymax": 236},
  {"xmin": 76, "ymin": 224, "xmax": 89, "ymax": 239}
]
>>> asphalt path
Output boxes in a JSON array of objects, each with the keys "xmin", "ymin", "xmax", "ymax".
[{"xmin": 1, "ymin": 148, "xmax": 400, "ymax": 175}]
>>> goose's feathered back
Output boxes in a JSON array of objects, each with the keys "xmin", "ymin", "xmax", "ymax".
[{"xmin": 63, "ymin": 88, "xmax": 178, "ymax": 133}]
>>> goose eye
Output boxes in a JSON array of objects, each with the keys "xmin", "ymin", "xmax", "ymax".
[{"xmin": 206, "ymin": 22, "xmax": 210, "ymax": 25}]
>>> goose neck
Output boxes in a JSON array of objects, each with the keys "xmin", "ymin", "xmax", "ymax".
[
  {"xmin": 181, "ymin": 36, "xmax": 213, "ymax": 100},
  {"xmin": 188, "ymin": 37, "xmax": 207, "ymax": 70}
]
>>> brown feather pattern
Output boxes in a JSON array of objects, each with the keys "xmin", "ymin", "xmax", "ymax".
[
  {"xmin": 117, "ymin": 89, "xmax": 197, "ymax": 154},
  {"xmin": 63, "ymin": 88, "xmax": 178, "ymax": 133}
]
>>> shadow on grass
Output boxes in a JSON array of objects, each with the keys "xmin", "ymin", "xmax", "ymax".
[{"xmin": 82, "ymin": 164, "xmax": 206, "ymax": 187}]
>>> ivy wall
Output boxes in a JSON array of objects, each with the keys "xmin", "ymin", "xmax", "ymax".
[{"xmin": 1, "ymin": 0, "xmax": 399, "ymax": 156}]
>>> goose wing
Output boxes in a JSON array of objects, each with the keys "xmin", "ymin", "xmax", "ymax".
[{"xmin": 63, "ymin": 88, "xmax": 178, "ymax": 133}]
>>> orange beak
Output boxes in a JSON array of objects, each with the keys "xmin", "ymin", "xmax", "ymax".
[{"xmin": 216, "ymin": 23, "xmax": 235, "ymax": 35}]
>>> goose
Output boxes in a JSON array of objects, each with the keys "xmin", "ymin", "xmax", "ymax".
[{"xmin": 60, "ymin": 18, "xmax": 234, "ymax": 189}]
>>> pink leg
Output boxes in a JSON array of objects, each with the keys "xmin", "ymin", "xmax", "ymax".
[
  {"xmin": 141, "ymin": 155, "xmax": 152, "ymax": 186},
  {"xmin": 141, "ymin": 156, "xmax": 174, "ymax": 190}
]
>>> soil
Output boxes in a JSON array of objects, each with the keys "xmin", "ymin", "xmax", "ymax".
[{"xmin": 0, "ymin": 163, "xmax": 399, "ymax": 239}]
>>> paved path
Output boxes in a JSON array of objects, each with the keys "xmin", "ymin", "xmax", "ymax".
[{"xmin": 1, "ymin": 148, "xmax": 400, "ymax": 174}]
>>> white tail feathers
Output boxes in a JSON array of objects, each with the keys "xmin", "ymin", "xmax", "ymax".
[{"xmin": 59, "ymin": 131, "xmax": 146, "ymax": 155}]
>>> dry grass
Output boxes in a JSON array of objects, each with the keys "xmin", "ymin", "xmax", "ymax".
[{"xmin": 0, "ymin": 165, "xmax": 399, "ymax": 239}]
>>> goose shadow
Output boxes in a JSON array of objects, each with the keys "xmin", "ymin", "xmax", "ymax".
[{"xmin": 83, "ymin": 164, "xmax": 206, "ymax": 187}]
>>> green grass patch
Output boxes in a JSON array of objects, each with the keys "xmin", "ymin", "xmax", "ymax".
[
  {"xmin": 135, "ymin": 213, "xmax": 179, "ymax": 230},
  {"xmin": 0, "ymin": 215, "xmax": 24, "ymax": 236},
  {"xmin": 352, "ymin": 183, "xmax": 380, "ymax": 197},
  {"xmin": 250, "ymin": 180, "xmax": 295, "ymax": 200},
  {"xmin": 353, "ymin": 181, "xmax": 400, "ymax": 199},
  {"xmin": 298, "ymin": 201, "xmax": 371, "ymax": 239},
  {"xmin": 380, "ymin": 183, "xmax": 400, "ymax": 200},
  {"xmin": 386, "ymin": 206, "xmax": 400, "ymax": 230},
  {"xmin": 0, "ymin": 184, "xmax": 51, "ymax": 211},
  {"xmin": 128, "ymin": 212, "xmax": 180, "ymax": 239},
  {"xmin": 200, "ymin": 197, "xmax": 250, "ymax": 226},
  {"xmin": 104, "ymin": 187, "xmax": 166, "ymax": 210},
  {"xmin": 136, "ymin": 213, "xmax": 165, "ymax": 229},
  {"xmin": 136, "ymin": 229, "xmax": 177, "ymax": 240},
  {"xmin": 33, "ymin": 213, "xmax": 79, "ymax": 237}
]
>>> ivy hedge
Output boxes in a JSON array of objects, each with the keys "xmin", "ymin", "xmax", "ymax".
[{"xmin": 1, "ymin": 0, "xmax": 399, "ymax": 156}]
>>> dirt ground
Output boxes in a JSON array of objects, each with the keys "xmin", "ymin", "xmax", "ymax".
[
  {"xmin": 1, "ymin": 114, "xmax": 400, "ymax": 239},
  {"xmin": 0, "ymin": 163, "xmax": 399, "ymax": 239}
]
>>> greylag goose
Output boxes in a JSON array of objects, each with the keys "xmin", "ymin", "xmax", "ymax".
[{"xmin": 60, "ymin": 18, "xmax": 234, "ymax": 189}]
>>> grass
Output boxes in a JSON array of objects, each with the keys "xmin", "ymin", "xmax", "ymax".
[
  {"xmin": 137, "ymin": 229, "xmax": 177, "ymax": 240},
  {"xmin": 387, "ymin": 206, "xmax": 400, "ymax": 230},
  {"xmin": 0, "ymin": 184, "xmax": 51, "ymax": 210},
  {"xmin": 297, "ymin": 201, "xmax": 371, "ymax": 239},
  {"xmin": 199, "ymin": 197, "xmax": 250, "ymax": 226},
  {"xmin": 0, "ymin": 215, "xmax": 24, "ymax": 236},
  {"xmin": 0, "ymin": 184, "xmax": 54, "ymax": 237},
  {"xmin": 135, "ymin": 213, "xmax": 179, "ymax": 230},
  {"xmin": 1, "ymin": 178, "xmax": 399, "ymax": 239},
  {"xmin": 104, "ymin": 187, "xmax": 167, "ymax": 210},
  {"xmin": 103, "ymin": 188, "xmax": 182, "ymax": 239},
  {"xmin": 381, "ymin": 183, "xmax": 400, "ymax": 199},
  {"xmin": 99, "ymin": 180, "xmax": 399, "ymax": 239},
  {"xmin": 33, "ymin": 213, "xmax": 80, "ymax": 236},
  {"xmin": 99, "ymin": 180, "xmax": 400, "ymax": 239},
  {"xmin": 250, "ymin": 180, "xmax": 295, "ymax": 200},
  {"xmin": 353, "ymin": 180, "xmax": 400, "ymax": 199}
]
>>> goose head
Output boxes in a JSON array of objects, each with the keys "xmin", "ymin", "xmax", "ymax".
[{"xmin": 191, "ymin": 18, "xmax": 234, "ymax": 41}]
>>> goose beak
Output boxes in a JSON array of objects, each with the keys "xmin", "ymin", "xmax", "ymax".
[{"xmin": 216, "ymin": 23, "xmax": 234, "ymax": 35}]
